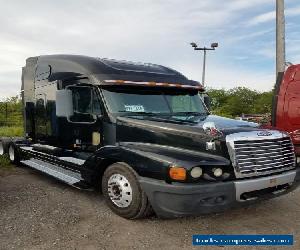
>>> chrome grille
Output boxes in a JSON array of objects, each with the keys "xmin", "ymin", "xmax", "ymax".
[{"xmin": 226, "ymin": 131, "xmax": 296, "ymax": 178}]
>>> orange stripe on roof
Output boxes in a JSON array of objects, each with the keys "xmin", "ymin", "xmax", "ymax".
[{"xmin": 104, "ymin": 80, "xmax": 203, "ymax": 89}]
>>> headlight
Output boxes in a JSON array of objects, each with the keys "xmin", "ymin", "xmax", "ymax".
[
  {"xmin": 212, "ymin": 168, "xmax": 223, "ymax": 177},
  {"xmin": 190, "ymin": 167, "xmax": 203, "ymax": 178}
]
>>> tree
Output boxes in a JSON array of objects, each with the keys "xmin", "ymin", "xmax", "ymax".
[
  {"xmin": 207, "ymin": 87, "xmax": 273, "ymax": 117},
  {"xmin": 206, "ymin": 88, "xmax": 228, "ymax": 110},
  {"xmin": 253, "ymin": 91, "xmax": 274, "ymax": 114},
  {"xmin": 224, "ymin": 87, "xmax": 259, "ymax": 116}
]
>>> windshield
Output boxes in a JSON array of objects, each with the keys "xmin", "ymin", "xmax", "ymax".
[{"xmin": 101, "ymin": 88, "xmax": 209, "ymax": 121}]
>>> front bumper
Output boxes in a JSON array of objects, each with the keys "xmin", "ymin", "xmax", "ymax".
[{"xmin": 139, "ymin": 168, "xmax": 300, "ymax": 219}]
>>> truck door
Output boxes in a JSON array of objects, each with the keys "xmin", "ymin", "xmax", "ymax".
[{"xmin": 67, "ymin": 86, "xmax": 103, "ymax": 150}]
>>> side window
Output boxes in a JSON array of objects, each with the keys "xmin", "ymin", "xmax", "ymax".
[
  {"xmin": 35, "ymin": 64, "xmax": 51, "ymax": 82},
  {"xmin": 72, "ymin": 87, "xmax": 92, "ymax": 114},
  {"xmin": 69, "ymin": 87, "xmax": 102, "ymax": 123}
]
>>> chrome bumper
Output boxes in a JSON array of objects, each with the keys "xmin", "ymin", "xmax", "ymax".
[{"xmin": 234, "ymin": 170, "xmax": 296, "ymax": 201}]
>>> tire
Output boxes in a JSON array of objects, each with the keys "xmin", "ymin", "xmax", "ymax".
[
  {"xmin": 8, "ymin": 143, "xmax": 20, "ymax": 165},
  {"xmin": 0, "ymin": 141, "xmax": 4, "ymax": 156},
  {"xmin": 102, "ymin": 162, "xmax": 153, "ymax": 219}
]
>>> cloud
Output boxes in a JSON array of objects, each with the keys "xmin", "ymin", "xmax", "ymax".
[
  {"xmin": 256, "ymin": 47, "xmax": 275, "ymax": 59},
  {"xmin": 0, "ymin": 0, "xmax": 299, "ymax": 100},
  {"xmin": 246, "ymin": 5, "xmax": 300, "ymax": 26},
  {"xmin": 227, "ymin": 0, "xmax": 273, "ymax": 11},
  {"xmin": 225, "ymin": 28, "xmax": 274, "ymax": 43},
  {"xmin": 286, "ymin": 5, "xmax": 300, "ymax": 16},
  {"xmin": 173, "ymin": 60, "xmax": 275, "ymax": 92},
  {"xmin": 246, "ymin": 11, "xmax": 275, "ymax": 26}
]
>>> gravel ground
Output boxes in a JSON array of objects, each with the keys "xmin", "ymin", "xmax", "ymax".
[{"xmin": 0, "ymin": 167, "xmax": 300, "ymax": 250}]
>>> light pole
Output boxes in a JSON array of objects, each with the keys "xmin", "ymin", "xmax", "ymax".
[
  {"xmin": 276, "ymin": 0, "xmax": 285, "ymax": 79},
  {"xmin": 190, "ymin": 42, "xmax": 218, "ymax": 87}
]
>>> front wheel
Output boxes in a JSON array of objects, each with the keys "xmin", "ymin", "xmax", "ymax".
[{"xmin": 102, "ymin": 163, "xmax": 152, "ymax": 219}]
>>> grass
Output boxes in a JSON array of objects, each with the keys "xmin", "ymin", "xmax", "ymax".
[
  {"xmin": 0, "ymin": 125, "xmax": 22, "ymax": 172},
  {"xmin": 0, "ymin": 155, "xmax": 13, "ymax": 169},
  {"xmin": 0, "ymin": 126, "xmax": 23, "ymax": 137},
  {"xmin": 0, "ymin": 155, "xmax": 15, "ymax": 177}
]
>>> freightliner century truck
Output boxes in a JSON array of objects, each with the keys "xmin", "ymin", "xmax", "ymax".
[{"xmin": 0, "ymin": 55, "xmax": 299, "ymax": 219}]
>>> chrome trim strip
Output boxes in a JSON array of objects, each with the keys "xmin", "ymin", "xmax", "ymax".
[
  {"xmin": 227, "ymin": 130, "xmax": 290, "ymax": 141},
  {"xmin": 58, "ymin": 157, "xmax": 86, "ymax": 166}
]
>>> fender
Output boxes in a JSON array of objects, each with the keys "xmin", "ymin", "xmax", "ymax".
[{"xmin": 82, "ymin": 142, "xmax": 230, "ymax": 184}]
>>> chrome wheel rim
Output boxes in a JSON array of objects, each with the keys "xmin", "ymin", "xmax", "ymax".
[
  {"xmin": 0, "ymin": 142, "xmax": 3, "ymax": 155},
  {"xmin": 107, "ymin": 174, "xmax": 133, "ymax": 208},
  {"xmin": 9, "ymin": 146, "xmax": 15, "ymax": 161}
]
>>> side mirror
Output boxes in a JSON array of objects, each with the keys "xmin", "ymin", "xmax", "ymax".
[
  {"xmin": 203, "ymin": 95, "xmax": 211, "ymax": 110},
  {"xmin": 56, "ymin": 89, "xmax": 74, "ymax": 118}
]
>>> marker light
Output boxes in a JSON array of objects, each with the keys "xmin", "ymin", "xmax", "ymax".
[
  {"xmin": 213, "ymin": 168, "xmax": 223, "ymax": 177},
  {"xmin": 190, "ymin": 167, "xmax": 203, "ymax": 178},
  {"xmin": 169, "ymin": 167, "xmax": 186, "ymax": 181}
]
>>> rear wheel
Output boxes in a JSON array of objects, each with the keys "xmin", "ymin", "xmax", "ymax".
[
  {"xmin": 0, "ymin": 141, "xmax": 4, "ymax": 156},
  {"xmin": 102, "ymin": 163, "xmax": 152, "ymax": 219},
  {"xmin": 8, "ymin": 144, "xmax": 20, "ymax": 165}
]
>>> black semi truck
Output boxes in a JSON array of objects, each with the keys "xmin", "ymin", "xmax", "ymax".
[{"xmin": 0, "ymin": 54, "xmax": 300, "ymax": 219}]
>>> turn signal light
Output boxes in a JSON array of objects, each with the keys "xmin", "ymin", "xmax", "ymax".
[{"xmin": 169, "ymin": 167, "xmax": 186, "ymax": 181}]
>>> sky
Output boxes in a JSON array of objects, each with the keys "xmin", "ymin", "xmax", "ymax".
[{"xmin": 0, "ymin": 0, "xmax": 300, "ymax": 100}]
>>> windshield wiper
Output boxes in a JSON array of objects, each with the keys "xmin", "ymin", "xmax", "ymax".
[
  {"xmin": 117, "ymin": 111, "xmax": 165, "ymax": 116},
  {"xmin": 173, "ymin": 111, "xmax": 209, "ymax": 116}
]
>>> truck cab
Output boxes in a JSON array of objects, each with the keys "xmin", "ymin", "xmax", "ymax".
[
  {"xmin": 1, "ymin": 55, "xmax": 300, "ymax": 219},
  {"xmin": 272, "ymin": 64, "xmax": 300, "ymax": 157}
]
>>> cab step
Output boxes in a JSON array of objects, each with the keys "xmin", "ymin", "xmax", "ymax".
[{"xmin": 21, "ymin": 158, "xmax": 83, "ymax": 186}]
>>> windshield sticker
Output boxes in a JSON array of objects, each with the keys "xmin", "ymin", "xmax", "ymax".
[{"xmin": 124, "ymin": 105, "xmax": 145, "ymax": 112}]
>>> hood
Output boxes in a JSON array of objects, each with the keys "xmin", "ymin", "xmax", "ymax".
[
  {"xmin": 116, "ymin": 114, "xmax": 260, "ymax": 155},
  {"xmin": 199, "ymin": 115, "xmax": 258, "ymax": 134}
]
